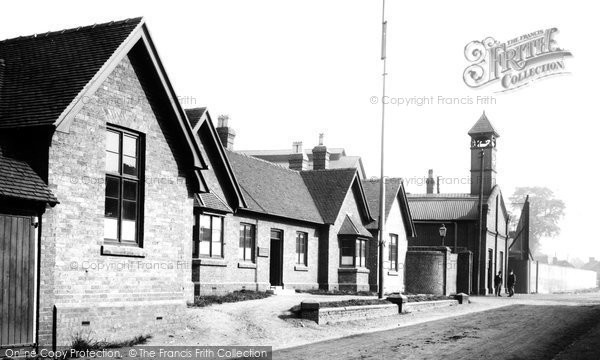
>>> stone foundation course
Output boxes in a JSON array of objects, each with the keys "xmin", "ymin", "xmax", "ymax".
[{"xmin": 300, "ymin": 299, "xmax": 399, "ymax": 324}]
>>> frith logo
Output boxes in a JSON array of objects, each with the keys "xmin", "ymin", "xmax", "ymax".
[{"xmin": 463, "ymin": 28, "xmax": 572, "ymax": 92}]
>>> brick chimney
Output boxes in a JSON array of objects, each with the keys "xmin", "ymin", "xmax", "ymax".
[
  {"xmin": 426, "ymin": 169, "xmax": 435, "ymax": 194},
  {"xmin": 312, "ymin": 133, "xmax": 330, "ymax": 170},
  {"xmin": 289, "ymin": 141, "xmax": 309, "ymax": 171},
  {"xmin": 216, "ymin": 114, "xmax": 236, "ymax": 150}
]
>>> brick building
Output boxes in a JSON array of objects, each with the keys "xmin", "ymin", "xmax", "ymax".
[
  {"xmin": 0, "ymin": 18, "xmax": 417, "ymax": 351},
  {"xmin": 407, "ymin": 113, "xmax": 510, "ymax": 295},
  {"xmin": 186, "ymin": 109, "xmax": 391, "ymax": 293},
  {"xmin": 0, "ymin": 19, "xmax": 209, "ymax": 348},
  {"xmin": 361, "ymin": 178, "xmax": 416, "ymax": 294}
]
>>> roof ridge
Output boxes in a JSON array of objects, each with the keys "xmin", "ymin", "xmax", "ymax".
[
  {"xmin": 229, "ymin": 150, "xmax": 301, "ymax": 174},
  {"xmin": 0, "ymin": 17, "xmax": 144, "ymax": 44}
]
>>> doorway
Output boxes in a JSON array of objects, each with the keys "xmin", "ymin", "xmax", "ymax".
[
  {"xmin": 269, "ymin": 229, "xmax": 283, "ymax": 287},
  {"xmin": 0, "ymin": 213, "xmax": 37, "ymax": 351}
]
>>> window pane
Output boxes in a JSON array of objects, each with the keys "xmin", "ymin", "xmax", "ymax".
[
  {"xmin": 106, "ymin": 152, "xmax": 119, "ymax": 173},
  {"xmin": 123, "ymin": 135, "xmax": 137, "ymax": 157},
  {"xmin": 121, "ymin": 220, "xmax": 136, "ymax": 242},
  {"xmin": 106, "ymin": 131, "xmax": 119, "ymax": 152},
  {"xmin": 212, "ymin": 241, "xmax": 222, "ymax": 257},
  {"xmin": 123, "ymin": 156, "xmax": 137, "ymax": 176},
  {"xmin": 201, "ymin": 215, "xmax": 212, "ymax": 243},
  {"xmin": 123, "ymin": 181, "xmax": 137, "ymax": 200},
  {"xmin": 104, "ymin": 218, "xmax": 118, "ymax": 240},
  {"xmin": 200, "ymin": 241, "xmax": 210, "ymax": 256},
  {"xmin": 341, "ymin": 256, "xmax": 354, "ymax": 266},
  {"xmin": 105, "ymin": 176, "xmax": 119, "ymax": 198},
  {"xmin": 122, "ymin": 200, "xmax": 137, "ymax": 220},
  {"xmin": 105, "ymin": 198, "xmax": 119, "ymax": 218},
  {"xmin": 271, "ymin": 229, "xmax": 282, "ymax": 240}
]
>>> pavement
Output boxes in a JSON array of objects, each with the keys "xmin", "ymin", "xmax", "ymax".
[
  {"xmin": 147, "ymin": 291, "xmax": 591, "ymax": 350},
  {"xmin": 274, "ymin": 292, "xmax": 600, "ymax": 359}
]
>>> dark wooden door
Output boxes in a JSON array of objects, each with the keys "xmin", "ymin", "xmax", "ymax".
[
  {"xmin": 0, "ymin": 214, "xmax": 36, "ymax": 348},
  {"xmin": 269, "ymin": 230, "xmax": 283, "ymax": 286},
  {"xmin": 487, "ymin": 249, "xmax": 494, "ymax": 294}
]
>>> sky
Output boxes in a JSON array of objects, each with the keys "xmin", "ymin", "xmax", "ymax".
[{"xmin": 2, "ymin": 0, "xmax": 598, "ymax": 261}]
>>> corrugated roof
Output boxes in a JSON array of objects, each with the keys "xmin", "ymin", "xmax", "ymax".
[
  {"xmin": 468, "ymin": 112, "xmax": 500, "ymax": 138},
  {"xmin": 0, "ymin": 18, "xmax": 143, "ymax": 128},
  {"xmin": 226, "ymin": 150, "xmax": 323, "ymax": 223},
  {"xmin": 300, "ymin": 168, "xmax": 358, "ymax": 224},
  {"xmin": 407, "ymin": 194, "xmax": 480, "ymax": 220},
  {"xmin": 0, "ymin": 152, "xmax": 58, "ymax": 204}
]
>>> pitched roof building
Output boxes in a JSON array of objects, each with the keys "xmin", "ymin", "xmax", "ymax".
[{"xmin": 407, "ymin": 112, "xmax": 510, "ymax": 295}]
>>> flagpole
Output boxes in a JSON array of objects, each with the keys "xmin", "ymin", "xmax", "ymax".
[{"xmin": 378, "ymin": 0, "xmax": 387, "ymax": 299}]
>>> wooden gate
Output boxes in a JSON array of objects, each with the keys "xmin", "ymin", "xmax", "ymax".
[{"xmin": 0, "ymin": 213, "xmax": 36, "ymax": 349}]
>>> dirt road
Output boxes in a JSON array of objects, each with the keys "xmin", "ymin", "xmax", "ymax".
[{"xmin": 275, "ymin": 302, "xmax": 600, "ymax": 359}]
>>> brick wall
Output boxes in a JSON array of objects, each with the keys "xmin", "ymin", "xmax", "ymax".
[
  {"xmin": 193, "ymin": 212, "xmax": 320, "ymax": 295},
  {"xmin": 39, "ymin": 54, "xmax": 194, "ymax": 346},
  {"xmin": 405, "ymin": 247, "xmax": 457, "ymax": 295}
]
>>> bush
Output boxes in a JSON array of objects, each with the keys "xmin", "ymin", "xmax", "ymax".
[
  {"xmin": 190, "ymin": 290, "xmax": 272, "ymax": 307},
  {"xmin": 69, "ymin": 333, "xmax": 151, "ymax": 357}
]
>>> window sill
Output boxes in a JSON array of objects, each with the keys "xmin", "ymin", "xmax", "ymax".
[
  {"xmin": 387, "ymin": 270, "xmax": 399, "ymax": 276},
  {"xmin": 294, "ymin": 265, "xmax": 309, "ymax": 272},
  {"xmin": 101, "ymin": 244, "xmax": 145, "ymax": 258},
  {"xmin": 338, "ymin": 267, "xmax": 370, "ymax": 274},
  {"xmin": 193, "ymin": 258, "xmax": 227, "ymax": 267},
  {"xmin": 238, "ymin": 262, "xmax": 257, "ymax": 269}
]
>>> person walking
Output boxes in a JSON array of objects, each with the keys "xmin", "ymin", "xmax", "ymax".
[
  {"xmin": 507, "ymin": 269, "xmax": 516, "ymax": 297},
  {"xmin": 494, "ymin": 271, "xmax": 503, "ymax": 296}
]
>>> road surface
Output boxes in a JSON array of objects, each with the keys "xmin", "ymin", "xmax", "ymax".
[{"xmin": 274, "ymin": 294, "xmax": 600, "ymax": 359}]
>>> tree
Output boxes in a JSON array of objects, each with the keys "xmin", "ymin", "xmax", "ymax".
[{"xmin": 509, "ymin": 187, "xmax": 565, "ymax": 254}]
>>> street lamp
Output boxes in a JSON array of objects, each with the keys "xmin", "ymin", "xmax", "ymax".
[{"xmin": 439, "ymin": 224, "xmax": 447, "ymax": 247}]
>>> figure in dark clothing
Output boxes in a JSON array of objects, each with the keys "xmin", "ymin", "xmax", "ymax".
[
  {"xmin": 507, "ymin": 269, "xmax": 516, "ymax": 297},
  {"xmin": 494, "ymin": 271, "xmax": 503, "ymax": 296}
]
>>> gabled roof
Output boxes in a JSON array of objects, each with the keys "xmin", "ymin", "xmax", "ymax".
[
  {"xmin": 0, "ymin": 151, "xmax": 58, "ymax": 205},
  {"xmin": 226, "ymin": 151, "xmax": 323, "ymax": 224},
  {"xmin": 188, "ymin": 109, "xmax": 247, "ymax": 211},
  {"xmin": 301, "ymin": 168, "xmax": 372, "ymax": 224},
  {"xmin": 186, "ymin": 107, "xmax": 207, "ymax": 129},
  {"xmin": 362, "ymin": 178, "xmax": 416, "ymax": 236},
  {"xmin": 0, "ymin": 18, "xmax": 142, "ymax": 128},
  {"xmin": 339, "ymin": 215, "xmax": 372, "ymax": 237},
  {"xmin": 0, "ymin": 18, "xmax": 209, "ymax": 193},
  {"xmin": 468, "ymin": 112, "xmax": 500, "ymax": 138},
  {"xmin": 407, "ymin": 193, "xmax": 481, "ymax": 221}
]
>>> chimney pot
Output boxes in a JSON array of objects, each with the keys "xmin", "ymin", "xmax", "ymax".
[
  {"xmin": 426, "ymin": 169, "xmax": 435, "ymax": 194},
  {"xmin": 289, "ymin": 141, "xmax": 309, "ymax": 171},
  {"xmin": 312, "ymin": 134, "xmax": 330, "ymax": 170},
  {"xmin": 216, "ymin": 114, "xmax": 235, "ymax": 150}
]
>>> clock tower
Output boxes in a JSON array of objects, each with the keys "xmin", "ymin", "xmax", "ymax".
[{"xmin": 469, "ymin": 112, "xmax": 500, "ymax": 196}]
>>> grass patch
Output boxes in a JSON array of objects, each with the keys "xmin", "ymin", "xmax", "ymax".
[
  {"xmin": 189, "ymin": 290, "xmax": 272, "ymax": 308},
  {"xmin": 295, "ymin": 289, "xmax": 377, "ymax": 296},
  {"xmin": 69, "ymin": 333, "xmax": 151, "ymax": 356},
  {"xmin": 318, "ymin": 298, "xmax": 391, "ymax": 308}
]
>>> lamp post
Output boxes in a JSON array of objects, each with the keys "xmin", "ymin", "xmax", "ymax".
[{"xmin": 439, "ymin": 224, "xmax": 447, "ymax": 247}]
